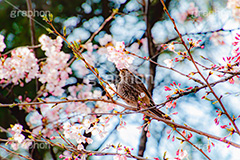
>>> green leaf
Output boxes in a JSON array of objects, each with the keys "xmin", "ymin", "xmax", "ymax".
[
  {"xmin": 9, "ymin": 103, "xmax": 17, "ymax": 108},
  {"xmin": 51, "ymin": 103, "xmax": 57, "ymax": 108},
  {"xmin": 176, "ymin": 137, "xmax": 184, "ymax": 141},
  {"xmin": 63, "ymin": 26, "xmax": 67, "ymax": 37},
  {"xmin": 163, "ymin": 151, "xmax": 168, "ymax": 159},
  {"xmin": 73, "ymin": 51, "xmax": 81, "ymax": 59},
  {"xmin": 46, "ymin": 28, "xmax": 54, "ymax": 34},
  {"xmin": 42, "ymin": 14, "xmax": 48, "ymax": 22},
  {"xmin": 212, "ymin": 100, "xmax": 219, "ymax": 104},
  {"xmin": 73, "ymin": 41, "xmax": 79, "ymax": 49},
  {"xmin": 204, "ymin": 97, "xmax": 212, "ymax": 101},
  {"xmin": 37, "ymin": 98, "xmax": 44, "ymax": 102},
  {"xmin": 112, "ymin": 8, "xmax": 119, "ymax": 14},
  {"xmin": 95, "ymin": 68, "xmax": 99, "ymax": 74},
  {"xmin": 49, "ymin": 13, "xmax": 53, "ymax": 22}
]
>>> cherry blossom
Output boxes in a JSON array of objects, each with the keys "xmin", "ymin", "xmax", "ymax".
[
  {"xmin": 29, "ymin": 111, "xmax": 43, "ymax": 125},
  {"xmin": 86, "ymin": 42, "xmax": 93, "ymax": 54},
  {"xmin": 39, "ymin": 34, "xmax": 63, "ymax": 52},
  {"xmin": 13, "ymin": 133, "xmax": 25, "ymax": 143},
  {"xmin": 113, "ymin": 154, "xmax": 127, "ymax": 160},
  {"xmin": 107, "ymin": 41, "xmax": 134, "ymax": 69},
  {"xmin": 164, "ymin": 81, "xmax": 193, "ymax": 96},
  {"xmin": 0, "ymin": 34, "xmax": 6, "ymax": 52},
  {"xmin": 99, "ymin": 34, "xmax": 112, "ymax": 46},
  {"xmin": 187, "ymin": 38, "xmax": 202, "ymax": 48},
  {"xmin": 232, "ymin": 32, "xmax": 240, "ymax": 57},
  {"xmin": 168, "ymin": 43, "xmax": 175, "ymax": 51},
  {"xmin": 175, "ymin": 149, "xmax": 188, "ymax": 160},
  {"xmin": 227, "ymin": 0, "xmax": 240, "ymax": 22},
  {"xmin": 95, "ymin": 100, "xmax": 116, "ymax": 113},
  {"xmin": 59, "ymin": 150, "xmax": 81, "ymax": 160},
  {"xmin": 140, "ymin": 38, "xmax": 148, "ymax": 53},
  {"xmin": 0, "ymin": 47, "xmax": 39, "ymax": 85},
  {"xmin": 207, "ymin": 139, "xmax": 215, "ymax": 153},
  {"xmin": 214, "ymin": 108, "xmax": 222, "ymax": 125},
  {"xmin": 210, "ymin": 32, "xmax": 225, "ymax": 46},
  {"xmin": 11, "ymin": 124, "xmax": 23, "ymax": 134},
  {"xmin": 178, "ymin": 3, "xmax": 202, "ymax": 23},
  {"xmin": 8, "ymin": 124, "xmax": 32, "ymax": 150},
  {"xmin": 62, "ymin": 122, "xmax": 94, "ymax": 146},
  {"xmin": 128, "ymin": 42, "xmax": 140, "ymax": 53},
  {"xmin": 38, "ymin": 34, "xmax": 72, "ymax": 96},
  {"xmin": 97, "ymin": 46, "xmax": 108, "ymax": 55},
  {"xmin": 164, "ymin": 58, "xmax": 174, "ymax": 68}
]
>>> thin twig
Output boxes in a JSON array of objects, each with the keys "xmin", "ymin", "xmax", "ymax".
[
  {"xmin": 0, "ymin": 145, "xmax": 33, "ymax": 160},
  {"xmin": 175, "ymin": 129, "xmax": 211, "ymax": 160},
  {"xmin": 129, "ymin": 51, "xmax": 205, "ymax": 85}
]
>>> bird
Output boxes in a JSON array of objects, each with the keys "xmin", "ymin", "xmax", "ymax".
[{"xmin": 117, "ymin": 68, "xmax": 171, "ymax": 120}]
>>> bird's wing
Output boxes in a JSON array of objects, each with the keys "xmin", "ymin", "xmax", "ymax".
[
  {"xmin": 135, "ymin": 77, "xmax": 155, "ymax": 105},
  {"xmin": 135, "ymin": 77, "xmax": 171, "ymax": 120}
]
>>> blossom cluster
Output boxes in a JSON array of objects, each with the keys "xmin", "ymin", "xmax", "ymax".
[
  {"xmin": 0, "ymin": 47, "xmax": 39, "ymax": 85},
  {"xmin": 209, "ymin": 33, "xmax": 240, "ymax": 84},
  {"xmin": 97, "ymin": 34, "xmax": 149, "ymax": 70},
  {"xmin": 209, "ymin": 32, "xmax": 225, "ymax": 46},
  {"xmin": 164, "ymin": 81, "xmax": 193, "ymax": 109},
  {"xmin": 27, "ymin": 102, "xmax": 61, "ymax": 137},
  {"xmin": 61, "ymin": 116, "xmax": 111, "ymax": 149},
  {"xmin": 107, "ymin": 41, "xmax": 134, "ymax": 69},
  {"xmin": 8, "ymin": 124, "xmax": 32, "ymax": 150},
  {"xmin": 62, "ymin": 122, "xmax": 93, "ymax": 150},
  {"xmin": 38, "ymin": 34, "xmax": 72, "ymax": 96},
  {"xmin": 175, "ymin": 149, "xmax": 188, "ymax": 160},
  {"xmin": 178, "ymin": 2, "xmax": 202, "ymax": 23},
  {"xmin": 232, "ymin": 33, "xmax": 240, "ymax": 58},
  {"xmin": 67, "ymin": 83, "xmax": 116, "ymax": 113},
  {"xmin": 25, "ymin": 82, "xmax": 115, "ymax": 140},
  {"xmin": 214, "ymin": 107, "xmax": 239, "ymax": 147},
  {"xmin": 162, "ymin": 39, "xmax": 203, "ymax": 68},
  {"xmin": 0, "ymin": 34, "xmax": 72, "ymax": 96}
]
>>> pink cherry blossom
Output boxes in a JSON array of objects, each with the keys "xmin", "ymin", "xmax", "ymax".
[
  {"xmin": 210, "ymin": 32, "xmax": 225, "ymax": 46},
  {"xmin": 179, "ymin": 150, "xmax": 188, "ymax": 159},
  {"xmin": 113, "ymin": 154, "xmax": 127, "ymax": 160},
  {"xmin": 107, "ymin": 41, "xmax": 134, "ymax": 69},
  {"xmin": 164, "ymin": 59, "xmax": 174, "ymax": 68},
  {"xmin": 0, "ymin": 47, "xmax": 39, "ymax": 85},
  {"xmin": 39, "ymin": 34, "xmax": 63, "ymax": 52},
  {"xmin": 13, "ymin": 133, "xmax": 25, "ymax": 143},
  {"xmin": 0, "ymin": 34, "xmax": 6, "ymax": 52},
  {"xmin": 227, "ymin": 0, "xmax": 240, "ymax": 22},
  {"xmin": 38, "ymin": 34, "xmax": 72, "ymax": 96},
  {"xmin": 178, "ymin": 2, "xmax": 202, "ymax": 23},
  {"xmin": 11, "ymin": 124, "xmax": 23, "ymax": 134},
  {"xmin": 99, "ymin": 34, "xmax": 112, "ymax": 46},
  {"xmin": 168, "ymin": 43, "xmax": 175, "ymax": 51}
]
